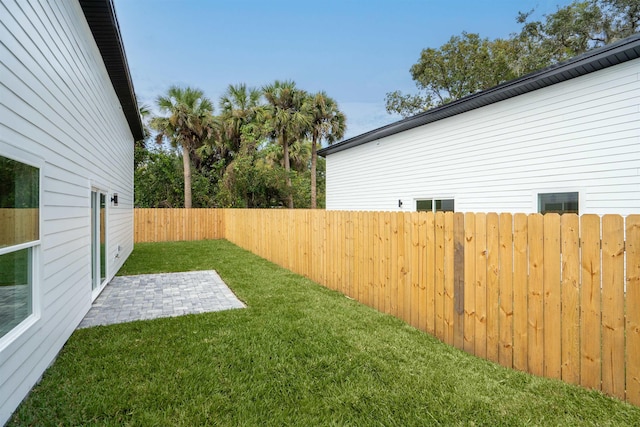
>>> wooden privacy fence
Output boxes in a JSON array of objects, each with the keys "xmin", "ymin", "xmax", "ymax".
[
  {"xmin": 135, "ymin": 208, "xmax": 640, "ymax": 406},
  {"xmin": 134, "ymin": 209, "xmax": 224, "ymax": 242}
]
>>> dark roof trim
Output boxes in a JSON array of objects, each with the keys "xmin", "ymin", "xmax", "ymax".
[
  {"xmin": 319, "ymin": 33, "xmax": 640, "ymax": 157},
  {"xmin": 79, "ymin": 0, "xmax": 144, "ymax": 141}
]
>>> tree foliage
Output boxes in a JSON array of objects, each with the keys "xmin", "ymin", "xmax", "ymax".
[
  {"xmin": 386, "ymin": 33, "xmax": 519, "ymax": 116},
  {"xmin": 134, "ymin": 148, "xmax": 184, "ymax": 208},
  {"xmin": 136, "ymin": 81, "xmax": 343, "ymax": 209},
  {"xmin": 386, "ymin": 0, "xmax": 640, "ymax": 117},
  {"xmin": 217, "ymin": 83, "xmax": 263, "ymax": 162}
]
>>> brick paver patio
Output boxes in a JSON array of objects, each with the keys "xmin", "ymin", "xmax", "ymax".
[{"xmin": 78, "ymin": 270, "xmax": 245, "ymax": 328}]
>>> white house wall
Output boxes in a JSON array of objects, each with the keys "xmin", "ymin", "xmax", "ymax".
[
  {"xmin": 326, "ymin": 58, "xmax": 640, "ymax": 215},
  {"xmin": 0, "ymin": 0, "xmax": 134, "ymax": 423}
]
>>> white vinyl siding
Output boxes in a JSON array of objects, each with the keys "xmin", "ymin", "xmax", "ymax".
[
  {"xmin": 325, "ymin": 58, "xmax": 640, "ymax": 215},
  {"xmin": 0, "ymin": 1, "xmax": 134, "ymax": 423}
]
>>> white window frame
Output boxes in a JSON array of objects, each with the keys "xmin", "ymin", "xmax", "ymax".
[
  {"xmin": 0, "ymin": 147, "xmax": 43, "ymax": 351},
  {"xmin": 414, "ymin": 197, "xmax": 455, "ymax": 213},
  {"xmin": 534, "ymin": 189, "xmax": 583, "ymax": 215}
]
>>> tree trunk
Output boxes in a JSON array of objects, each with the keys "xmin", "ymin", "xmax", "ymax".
[
  {"xmin": 182, "ymin": 144, "xmax": 192, "ymax": 209},
  {"xmin": 310, "ymin": 137, "xmax": 317, "ymax": 209},
  {"xmin": 282, "ymin": 133, "xmax": 294, "ymax": 209}
]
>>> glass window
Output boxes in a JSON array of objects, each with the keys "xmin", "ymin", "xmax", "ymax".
[
  {"xmin": 0, "ymin": 248, "xmax": 33, "ymax": 337},
  {"xmin": 416, "ymin": 199, "xmax": 454, "ymax": 212},
  {"xmin": 0, "ymin": 156, "xmax": 39, "ymax": 248},
  {"xmin": 416, "ymin": 200, "xmax": 433, "ymax": 212},
  {"xmin": 436, "ymin": 199, "xmax": 455, "ymax": 212},
  {"xmin": 538, "ymin": 192, "xmax": 579, "ymax": 215},
  {"xmin": 0, "ymin": 155, "xmax": 39, "ymax": 339}
]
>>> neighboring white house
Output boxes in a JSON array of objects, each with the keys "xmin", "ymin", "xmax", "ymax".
[
  {"xmin": 0, "ymin": 0, "xmax": 143, "ymax": 423},
  {"xmin": 319, "ymin": 34, "xmax": 640, "ymax": 216}
]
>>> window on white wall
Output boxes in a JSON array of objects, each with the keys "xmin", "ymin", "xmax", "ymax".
[
  {"xmin": 416, "ymin": 199, "xmax": 454, "ymax": 212},
  {"xmin": 538, "ymin": 192, "xmax": 579, "ymax": 215},
  {"xmin": 0, "ymin": 155, "xmax": 40, "ymax": 339}
]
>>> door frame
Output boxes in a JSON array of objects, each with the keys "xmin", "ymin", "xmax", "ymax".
[{"xmin": 90, "ymin": 187, "xmax": 108, "ymax": 301}]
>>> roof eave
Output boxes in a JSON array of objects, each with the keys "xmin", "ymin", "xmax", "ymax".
[
  {"xmin": 79, "ymin": 0, "xmax": 144, "ymax": 141},
  {"xmin": 319, "ymin": 33, "xmax": 640, "ymax": 157}
]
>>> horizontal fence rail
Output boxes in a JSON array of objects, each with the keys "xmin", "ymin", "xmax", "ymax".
[{"xmin": 135, "ymin": 208, "xmax": 640, "ymax": 406}]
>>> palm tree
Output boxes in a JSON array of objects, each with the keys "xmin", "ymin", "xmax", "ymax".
[
  {"xmin": 150, "ymin": 86, "xmax": 215, "ymax": 208},
  {"xmin": 218, "ymin": 83, "xmax": 263, "ymax": 158},
  {"xmin": 307, "ymin": 92, "xmax": 346, "ymax": 208},
  {"xmin": 262, "ymin": 80, "xmax": 311, "ymax": 208}
]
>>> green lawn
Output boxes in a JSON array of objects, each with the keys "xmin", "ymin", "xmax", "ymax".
[{"xmin": 10, "ymin": 240, "xmax": 640, "ymax": 426}]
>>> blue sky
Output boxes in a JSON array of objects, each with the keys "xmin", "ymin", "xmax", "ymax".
[{"xmin": 113, "ymin": 0, "xmax": 573, "ymax": 140}]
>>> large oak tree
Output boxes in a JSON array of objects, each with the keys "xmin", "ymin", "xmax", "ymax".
[{"xmin": 386, "ymin": 0, "xmax": 640, "ymax": 118}]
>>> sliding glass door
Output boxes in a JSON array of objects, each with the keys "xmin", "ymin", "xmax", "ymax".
[{"xmin": 91, "ymin": 190, "xmax": 106, "ymax": 296}]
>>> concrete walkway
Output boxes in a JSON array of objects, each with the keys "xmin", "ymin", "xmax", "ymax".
[{"xmin": 78, "ymin": 270, "xmax": 245, "ymax": 329}]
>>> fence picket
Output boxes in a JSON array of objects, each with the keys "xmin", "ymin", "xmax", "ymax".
[
  {"xmin": 498, "ymin": 213, "xmax": 514, "ymax": 368},
  {"xmin": 581, "ymin": 214, "xmax": 602, "ymax": 390},
  {"xmin": 425, "ymin": 212, "xmax": 436, "ymax": 335},
  {"xmin": 601, "ymin": 214, "xmax": 625, "ymax": 399},
  {"xmin": 626, "ymin": 215, "xmax": 640, "ymax": 405},
  {"xmin": 338, "ymin": 211, "xmax": 345, "ymax": 292},
  {"xmin": 444, "ymin": 212, "xmax": 455, "ymax": 346},
  {"xmin": 404, "ymin": 213, "xmax": 414, "ymax": 326},
  {"xmin": 347, "ymin": 212, "xmax": 355, "ymax": 298},
  {"xmin": 543, "ymin": 214, "xmax": 561, "ymax": 379},
  {"xmin": 411, "ymin": 212, "xmax": 421, "ymax": 329},
  {"xmin": 486, "ymin": 213, "xmax": 500, "ymax": 364},
  {"xmin": 418, "ymin": 212, "xmax": 428, "ymax": 332},
  {"xmin": 383, "ymin": 212, "xmax": 391, "ymax": 314},
  {"xmin": 528, "ymin": 214, "xmax": 544, "ymax": 377},
  {"xmin": 329, "ymin": 211, "xmax": 336, "ymax": 291},
  {"xmin": 362, "ymin": 212, "xmax": 371, "ymax": 307},
  {"xmin": 435, "ymin": 212, "xmax": 446, "ymax": 341},
  {"xmin": 513, "ymin": 213, "xmax": 528, "ymax": 371},
  {"xmin": 561, "ymin": 214, "xmax": 580, "ymax": 385},
  {"xmin": 398, "ymin": 212, "xmax": 408, "ymax": 322},
  {"xmin": 453, "ymin": 212, "xmax": 465, "ymax": 351},
  {"xmin": 463, "ymin": 212, "xmax": 476, "ymax": 354},
  {"xmin": 475, "ymin": 213, "xmax": 488, "ymax": 358},
  {"xmin": 373, "ymin": 212, "xmax": 381, "ymax": 311},
  {"xmin": 357, "ymin": 211, "xmax": 365, "ymax": 302},
  {"xmin": 391, "ymin": 213, "xmax": 400, "ymax": 317}
]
